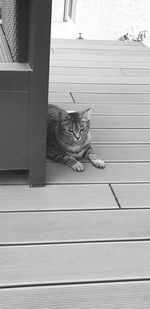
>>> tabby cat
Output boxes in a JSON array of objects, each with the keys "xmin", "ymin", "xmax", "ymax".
[{"xmin": 47, "ymin": 104, "xmax": 105, "ymax": 172}]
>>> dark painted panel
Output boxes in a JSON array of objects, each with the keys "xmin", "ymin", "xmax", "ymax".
[
  {"xmin": 0, "ymin": 71, "xmax": 28, "ymax": 90},
  {"xmin": 0, "ymin": 92, "xmax": 28, "ymax": 169},
  {"xmin": 28, "ymin": 0, "xmax": 52, "ymax": 186}
]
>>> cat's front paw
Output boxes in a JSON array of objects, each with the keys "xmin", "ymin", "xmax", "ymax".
[
  {"xmin": 72, "ymin": 161, "xmax": 84, "ymax": 172},
  {"xmin": 92, "ymin": 159, "xmax": 106, "ymax": 169}
]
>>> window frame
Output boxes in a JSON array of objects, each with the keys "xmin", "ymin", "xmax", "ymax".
[{"xmin": 63, "ymin": 0, "xmax": 77, "ymax": 23}]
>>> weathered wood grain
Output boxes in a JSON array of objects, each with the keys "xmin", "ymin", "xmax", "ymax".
[
  {"xmin": 0, "ymin": 241, "xmax": 150, "ymax": 287},
  {"xmin": 112, "ymin": 184, "xmax": 150, "ymax": 208},
  {"xmin": 51, "ymin": 53, "xmax": 150, "ymax": 62},
  {"xmin": 0, "ymin": 184, "xmax": 116, "ymax": 211},
  {"xmin": 83, "ymin": 145, "xmax": 150, "ymax": 162},
  {"xmin": 1, "ymin": 209, "xmax": 150, "ymax": 244},
  {"xmin": 0, "ymin": 281, "xmax": 150, "ymax": 309},
  {"xmin": 72, "ymin": 92, "xmax": 150, "ymax": 103},
  {"xmin": 53, "ymin": 102, "xmax": 150, "ymax": 115},
  {"xmin": 50, "ymin": 67, "xmax": 124, "ymax": 76},
  {"xmin": 51, "ymin": 38, "xmax": 142, "ymax": 46},
  {"xmin": 50, "ymin": 75, "xmax": 150, "ymax": 84},
  {"xmin": 49, "ymin": 92, "xmax": 74, "ymax": 103},
  {"xmin": 46, "ymin": 163, "xmax": 150, "ymax": 184},
  {"xmin": 123, "ymin": 68, "xmax": 150, "ymax": 77},
  {"xmin": 46, "ymin": 143, "xmax": 150, "ymax": 162},
  {"xmin": 91, "ymin": 129, "xmax": 150, "ymax": 144},
  {"xmin": 53, "ymin": 48, "xmax": 150, "ymax": 56},
  {"xmin": 50, "ymin": 59, "xmax": 150, "ymax": 68},
  {"xmin": 51, "ymin": 38, "xmax": 146, "ymax": 49},
  {"xmin": 50, "ymin": 82, "xmax": 150, "ymax": 93},
  {"xmin": 90, "ymin": 116, "xmax": 150, "ymax": 129}
]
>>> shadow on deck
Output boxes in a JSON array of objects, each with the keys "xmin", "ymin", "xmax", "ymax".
[{"xmin": 1, "ymin": 38, "xmax": 150, "ymax": 307}]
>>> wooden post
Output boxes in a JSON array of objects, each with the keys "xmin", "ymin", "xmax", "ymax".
[{"xmin": 28, "ymin": 0, "xmax": 52, "ymax": 186}]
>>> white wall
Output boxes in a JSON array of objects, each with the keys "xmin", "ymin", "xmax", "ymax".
[
  {"xmin": 52, "ymin": 0, "xmax": 65, "ymax": 22},
  {"xmin": 52, "ymin": 0, "xmax": 78, "ymax": 39},
  {"xmin": 52, "ymin": 0, "xmax": 150, "ymax": 46},
  {"xmin": 75, "ymin": 0, "xmax": 150, "ymax": 41}
]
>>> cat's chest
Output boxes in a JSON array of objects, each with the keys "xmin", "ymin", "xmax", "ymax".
[
  {"xmin": 67, "ymin": 146, "xmax": 86, "ymax": 158},
  {"xmin": 58, "ymin": 133, "xmax": 91, "ymax": 158}
]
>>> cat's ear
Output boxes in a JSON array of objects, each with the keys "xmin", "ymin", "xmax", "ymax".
[
  {"xmin": 81, "ymin": 108, "xmax": 91, "ymax": 120},
  {"xmin": 59, "ymin": 110, "xmax": 70, "ymax": 122}
]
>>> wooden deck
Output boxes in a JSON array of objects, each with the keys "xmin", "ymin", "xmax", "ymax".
[{"xmin": 1, "ymin": 38, "xmax": 150, "ymax": 307}]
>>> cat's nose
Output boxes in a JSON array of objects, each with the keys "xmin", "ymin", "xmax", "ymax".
[{"xmin": 75, "ymin": 134, "xmax": 80, "ymax": 141}]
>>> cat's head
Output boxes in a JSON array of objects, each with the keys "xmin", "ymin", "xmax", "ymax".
[{"xmin": 58, "ymin": 108, "xmax": 91, "ymax": 143}]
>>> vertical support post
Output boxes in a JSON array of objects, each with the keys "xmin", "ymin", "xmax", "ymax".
[{"xmin": 28, "ymin": 0, "xmax": 52, "ymax": 186}]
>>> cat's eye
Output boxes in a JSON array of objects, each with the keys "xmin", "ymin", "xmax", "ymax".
[
  {"xmin": 68, "ymin": 128, "xmax": 73, "ymax": 133},
  {"xmin": 80, "ymin": 127, "xmax": 86, "ymax": 133}
]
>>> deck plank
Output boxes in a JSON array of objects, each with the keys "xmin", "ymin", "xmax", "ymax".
[
  {"xmin": 51, "ymin": 38, "xmax": 143, "ymax": 46},
  {"xmin": 112, "ymin": 184, "xmax": 150, "ymax": 208},
  {"xmin": 46, "ymin": 163, "xmax": 150, "ymax": 184},
  {"xmin": 1, "ymin": 241, "xmax": 150, "ymax": 287},
  {"xmin": 51, "ymin": 38, "xmax": 146, "ymax": 49},
  {"xmin": 0, "ymin": 184, "xmax": 116, "ymax": 211},
  {"xmin": 53, "ymin": 48, "xmax": 150, "ymax": 56},
  {"xmin": 53, "ymin": 102, "xmax": 150, "ymax": 115},
  {"xmin": 52, "ymin": 43, "xmax": 147, "ymax": 50},
  {"xmin": 123, "ymin": 68, "xmax": 150, "ymax": 77},
  {"xmin": 47, "ymin": 145, "xmax": 150, "ymax": 162},
  {"xmin": 72, "ymin": 93, "xmax": 150, "ymax": 103},
  {"xmin": 51, "ymin": 53, "xmax": 150, "ymax": 62},
  {"xmin": 91, "ymin": 129, "xmax": 150, "ymax": 144},
  {"xmin": 83, "ymin": 145, "xmax": 150, "ymax": 162},
  {"xmin": 50, "ymin": 67, "xmax": 124, "ymax": 76},
  {"xmin": 50, "ymin": 75, "xmax": 150, "ymax": 84},
  {"xmin": 52, "ymin": 44, "xmax": 147, "ymax": 50},
  {"xmin": 90, "ymin": 116, "xmax": 150, "ymax": 129},
  {"xmin": 1, "ymin": 209, "xmax": 150, "ymax": 244},
  {"xmin": 49, "ymin": 92, "xmax": 74, "ymax": 103},
  {"xmin": 50, "ymin": 83, "xmax": 150, "ymax": 93},
  {"xmin": 50, "ymin": 59, "xmax": 150, "ymax": 68},
  {"xmin": 0, "ymin": 281, "xmax": 150, "ymax": 309}
]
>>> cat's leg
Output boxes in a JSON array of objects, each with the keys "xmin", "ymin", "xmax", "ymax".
[
  {"xmin": 65, "ymin": 156, "xmax": 84, "ymax": 172},
  {"xmin": 47, "ymin": 148, "xmax": 84, "ymax": 172},
  {"xmin": 85, "ymin": 146, "xmax": 105, "ymax": 169}
]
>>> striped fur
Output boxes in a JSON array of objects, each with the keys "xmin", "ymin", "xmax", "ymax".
[{"xmin": 47, "ymin": 104, "xmax": 105, "ymax": 172}]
